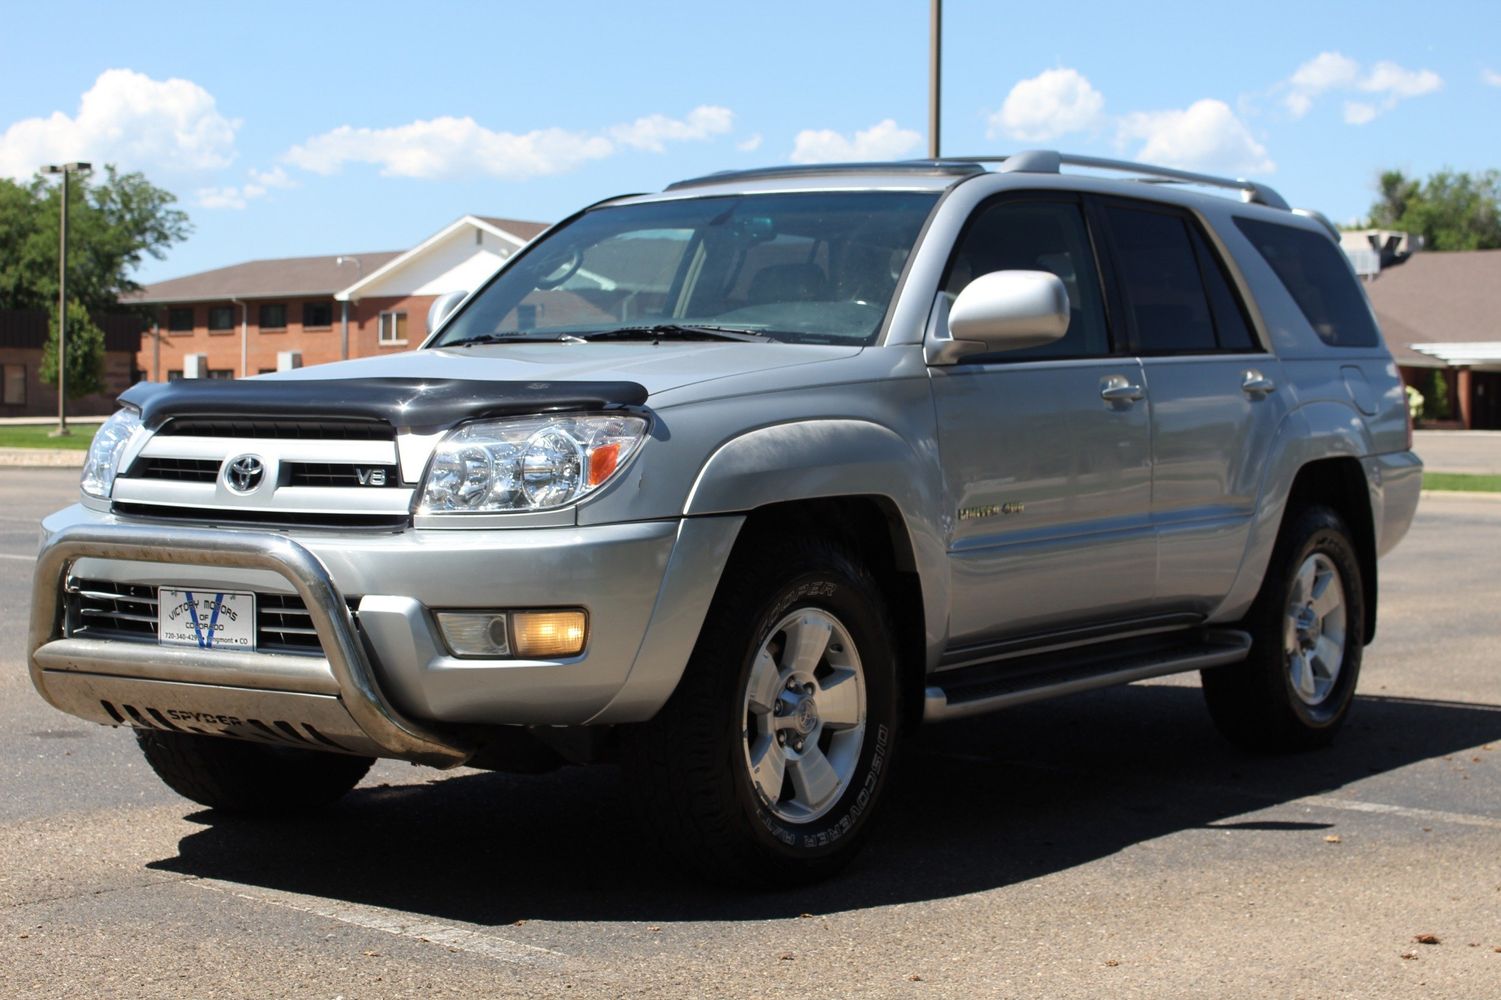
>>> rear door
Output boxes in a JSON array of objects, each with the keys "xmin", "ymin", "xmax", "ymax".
[
  {"xmin": 929, "ymin": 194, "xmax": 1155, "ymax": 650},
  {"xmin": 1092, "ymin": 198, "xmax": 1288, "ymax": 615}
]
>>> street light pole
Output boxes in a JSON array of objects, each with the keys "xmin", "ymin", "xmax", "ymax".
[
  {"xmin": 42, "ymin": 161, "xmax": 92, "ymax": 437},
  {"xmin": 928, "ymin": 0, "xmax": 942, "ymax": 159}
]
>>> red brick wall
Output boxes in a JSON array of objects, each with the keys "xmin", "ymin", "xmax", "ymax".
[{"xmin": 134, "ymin": 295, "xmax": 434, "ymax": 379}]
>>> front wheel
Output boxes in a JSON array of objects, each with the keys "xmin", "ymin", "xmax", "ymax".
[
  {"xmin": 622, "ymin": 536, "xmax": 900, "ymax": 886},
  {"xmin": 1203, "ymin": 505, "xmax": 1366, "ymax": 751},
  {"xmin": 136, "ymin": 729, "xmax": 374, "ymax": 813}
]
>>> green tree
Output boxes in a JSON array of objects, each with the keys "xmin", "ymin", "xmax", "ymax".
[
  {"xmin": 0, "ymin": 165, "xmax": 191, "ymax": 313},
  {"xmin": 40, "ymin": 299, "xmax": 107, "ymax": 399},
  {"xmin": 1365, "ymin": 168, "xmax": 1501, "ymax": 251}
]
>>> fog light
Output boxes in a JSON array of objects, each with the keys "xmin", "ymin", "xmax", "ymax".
[
  {"xmin": 435, "ymin": 612, "xmax": 510, "ymax": 657},
  {"xmin": 512, "ymin": 610, "xmax": 587, "ymax": 658}
]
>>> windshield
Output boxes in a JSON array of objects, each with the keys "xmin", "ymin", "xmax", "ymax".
[{"xmin": 432, "ymin": 191, "xmax": 940, "ymax": 347}]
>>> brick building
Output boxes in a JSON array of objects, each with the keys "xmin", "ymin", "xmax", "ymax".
[
  {"xmin": 127, "ymin": 215, "xmax": 548, "ymax": 380},
  {"xmin": 0, "ymin": 309, "xmax": 144, "ymax": 417}
]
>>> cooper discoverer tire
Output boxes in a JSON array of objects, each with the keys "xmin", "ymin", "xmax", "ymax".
[
  {"xmin": 135, "ymin": 729, "xmax": 375, "ymax": 813},
  {"xmin": 622, "ymin": 534, "xmax": 901, "ymax": 887},
  {"xmin": 1203, "ymin": 505, "xmax": 1365, "ymax": 752}
]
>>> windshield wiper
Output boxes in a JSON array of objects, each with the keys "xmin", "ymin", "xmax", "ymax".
[
  {"xmin": 581, "ymin": 324, "xmax": 775, "ymax": 343},
  {"xmin": 442, "ymin": 332, "xmax": 583, "ymax": 347}
]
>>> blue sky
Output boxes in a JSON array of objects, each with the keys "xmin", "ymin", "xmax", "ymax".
[{"xmin": 2, "ymin": 0, "xmax": 1497, "ymax": 285}]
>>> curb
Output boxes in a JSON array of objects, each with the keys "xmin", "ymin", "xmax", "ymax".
[
  {"xmin": 1421, "ymin": 489, "xmax": 1501, "ymax": 501},
  {"xmin": 0, "ymin": 448, "xmax": 87, "ymax": 468}
]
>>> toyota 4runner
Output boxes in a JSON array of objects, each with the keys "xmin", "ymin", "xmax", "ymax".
[{"xmin": 28, "ymin": 150, "xmax": 1422, "ymax": 884}]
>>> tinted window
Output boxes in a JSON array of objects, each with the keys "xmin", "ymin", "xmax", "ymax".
[
  {"xmin": 303, "ymin": 301, "xmax": 333, "ymax": 327},
  {"xmin": 1234, "ymin": 218, "xmax": 1380, "ymax": 347},
  {"xmin": 1189, "ymin": 227, "xmax": 1257, "ymax": 351},
  {"xmin": 207, "ymin": 305, "xmax": 234, "ymax": 330},
  {"xmin": 942, "ymin": 199, "xmax": 1110, "ymax": 360},
  {"xmin": 1103, "ymin": 205, "xmax": 1217, "ymax": 353},
  {"xmin": 259, "ymin": 304, "xmax": 287, "ymax": 329},
  {"xmin": 167, "ymin": 307, "xmax": 193, "ymax": 332}
]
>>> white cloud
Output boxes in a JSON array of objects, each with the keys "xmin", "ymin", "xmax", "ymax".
[
  {"xmin": 285, "ymin": 105, "xmax": 733, "ymax": 180},
  {"xmin": 1117, "ymin": 99, "xmax": 1274, "ymax": 175},
  {"xmin": 989, "ymin": 68, "xmax": 1105, "ymax": 141},
  {"xmin": 1484, "ymin": 68, "xmax": 1501, "ymax": 87},
  {"xmin": 788, "ymin": 119, "xmax": 921, "ymax": 164},
  {"xmin": 0, "ymin": 68, "xmax": 238, "ymax": 180},
  {"xmin": 608, "ymin": 105, "xmax": 732, "ymax": 152},
  {"xmin": 736, "ymin": 133, "xmax": 763, "ymax": 152},
  {"xmin": 1280, "ymin": 52, "xmax": 1441, "ymax": 123},
  {"xmin": 196, "ymin": 166, "xmax": 296, "ymax": 210}
]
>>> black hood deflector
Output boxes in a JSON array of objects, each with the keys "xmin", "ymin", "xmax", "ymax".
[{"xmin": 118, "ymin": 377, "xmax": 650, "ymax": 430}]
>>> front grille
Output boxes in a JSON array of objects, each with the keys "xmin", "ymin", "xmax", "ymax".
[
  {"xmin": 158, "ymin": 417, "xmax": 395, "ymax": 441},
  {"xmin": 131, "ymin": 457, "xmax": 220, "ymax": 482},
  {"xmin": 111, "ymin": 503, "xmax": 411, "ymax": 530},
  {"xmin": 68, "ymin": 578, "xmax": 362, "ymax": 657},
  {"xmin": 285, "ymin": 462, "xmax": 402, "ymax": 488}
]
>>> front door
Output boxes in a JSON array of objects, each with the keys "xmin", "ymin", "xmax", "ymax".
[{"xmin": 929, "ymin": 195, "xmax": 1155, "ymax": 651}]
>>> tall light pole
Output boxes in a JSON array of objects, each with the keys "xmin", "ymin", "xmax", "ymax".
[
  {"xmin": 336, "ymin": 255, "xmax": 363, "ymax": 360},
  {"xmin": 42, "ymin": 161, "xmax": 92, "ymax": 437},
  {"xmin": 928, "ymin": 0, "xmax": 942, "ymax": 159}
]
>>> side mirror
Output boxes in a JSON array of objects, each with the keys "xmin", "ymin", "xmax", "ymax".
[
  {"xmin": 427, "ymin": 289, "xmax": 468, "ymax": 334},
  {"xmin": 925, "ymin": 270, "xmax": 1069, "ymax": 365}
]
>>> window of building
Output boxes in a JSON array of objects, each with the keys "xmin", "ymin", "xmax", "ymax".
[
  {"xmin": 379, "ymin": 311, "xmax": 408, "ymax": 345},
  {"xmin": 1234, "ymin": 217, "xmax": 1380, "ymax": 348},
  {"xmin": 167, "ymin": 370, "xmax": 184, "ymax": 381},
  {"xmin": 167, "ymin": 307, "xmax": 194, "ymax": 332},
  {"xmin": 208, "ymin": 306, "xmax": 234, "ymax": 331},
  {"xmin": 302, "ymin": 301, "xmax": 333, "ymax": 328},
  {"xmin": 208, "ymin": 369, "xmax": 235, "ymax": 380},
  {"xmin": 258, "ymin": 368, "xmax": 276, "ymax": 375},
  {"xmin": 2, "ymin": 364, "xmax": 25, "ymax": 404},
  {"xmin": 259, "ymin": 303, "xmax": 287, "ymax": 330}
]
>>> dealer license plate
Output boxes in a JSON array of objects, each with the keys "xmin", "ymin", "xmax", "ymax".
[{"xmin": 158, "ymin": 589, "xmax": 257, "ymax": 650}]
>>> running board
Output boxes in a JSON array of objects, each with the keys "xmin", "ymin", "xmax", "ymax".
[{"xmin": 922, "ymin": 628, "xmax": 1252, "ymax": 723}]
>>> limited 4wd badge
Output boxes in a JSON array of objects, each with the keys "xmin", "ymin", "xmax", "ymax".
[{"xmin": 158, "ymin": 589, "xmax": 257, "ymax": 650}]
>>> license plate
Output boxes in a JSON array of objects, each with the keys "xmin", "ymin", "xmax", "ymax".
[{"xmin": 158, "ymin": 589, "xmax": 257, "ymax": 651}]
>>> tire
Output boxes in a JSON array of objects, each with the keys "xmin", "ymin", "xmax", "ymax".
[
  {"xmin": 622, "ymin": 535, "xmax": 901, "ymax": 887},
  {"xmin": 135, "ymin": 729, "xmax": 374, "ymax": 813},
  {"xmin": 1203, "ymin": 505, "xmax": 1365, "ymax": 752}
]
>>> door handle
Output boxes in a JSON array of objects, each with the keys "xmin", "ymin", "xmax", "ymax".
[
  {"xmin": 1242, "ymin": 369, "xmax": 1276, "ymax": 397},
  {"xmin": 1100, "ymin": 375, "xmax": 1145, "ymax": 403}
]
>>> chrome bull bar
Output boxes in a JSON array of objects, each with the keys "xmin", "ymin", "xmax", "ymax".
[{"xmin": 28, "ymin": 523, "xmax": 471, "ymax": 768}]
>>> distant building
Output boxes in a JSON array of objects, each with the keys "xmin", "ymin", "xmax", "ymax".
[
  {"xmin": 1364, "ymin": 249, "xmax": 1501, "ymax": 429},
  {"xmin": 0, "ymin": 310, "xmax": 142, "ymax": 418},
  {"xmin": 125, "ymin": 215, "xmax": 548, "ymax": 380}
]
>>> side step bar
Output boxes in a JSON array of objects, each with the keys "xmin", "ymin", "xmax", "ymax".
[{"xmin": 923, "ymin": 628, "xmax": 1252, "ymax": 723}]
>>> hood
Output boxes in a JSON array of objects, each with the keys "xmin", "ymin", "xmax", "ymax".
[{"xmin": 260, "ymin": 341, "xmax": 864, "ymax": 397}]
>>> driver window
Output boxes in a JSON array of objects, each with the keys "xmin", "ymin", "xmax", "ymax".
[{"xmin": 942, "ymin": 199, "xmax": 1111, "ymax": 361}]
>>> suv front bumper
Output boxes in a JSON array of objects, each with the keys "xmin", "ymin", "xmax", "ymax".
[{"xmin": 29, "ymin": 506, "xmax": 738, "ymax": 763}]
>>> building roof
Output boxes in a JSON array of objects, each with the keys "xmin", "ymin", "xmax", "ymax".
[
  {"xmin": 126, "ymin": 252, "xmax": 404, "ymax": 304},
  {"xmin": 336, "ymin": 216, "xmax": 547, "ymax": 302},
  {"xmin": 1365, "ymin": 249, "xmax": 1501, "ymax": 367},
  {"xmin": 473, "ymin": 216, "xmax": 551, "ymax": 242}
]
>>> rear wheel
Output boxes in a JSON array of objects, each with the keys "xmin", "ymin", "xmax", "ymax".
[
  {"xmin": 622, "ymin": 535, "xmax": 900, "ymax": 886},
  {"xmin": 1203, "ymin": 505, "xmax": 1365, "ymax": 751},
  {"xmin": 135, "ymin": 730, "xmax": 374, "ymax": 813}
]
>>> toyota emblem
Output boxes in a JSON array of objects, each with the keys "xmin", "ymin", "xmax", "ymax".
[{"xmin": 224, "ymin": 455, "xmax": 266, "ymax": 494}]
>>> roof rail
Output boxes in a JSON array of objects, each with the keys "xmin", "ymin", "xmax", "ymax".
[
  {"xmin": 665, "ymin": 160, "xmax": 984, "ymax": 192},
  {"xmin": 935, "ymin": 150, "xmax": 1291, "ymax": 211}
]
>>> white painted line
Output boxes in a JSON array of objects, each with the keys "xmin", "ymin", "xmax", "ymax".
[
  {"xmin": 0, "ymin": 552, "xmax": 34, "ymax": 562},
  {"xmin": 1295, "ymin": 794, "xmax": 1501, "ymax": 830},
  {"xmin": 189, "ymin": 878, "xmax": 567, "ymax": 965}
]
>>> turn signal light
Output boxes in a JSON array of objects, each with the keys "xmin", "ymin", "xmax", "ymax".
[{"xmin": 512, "ymin": 610, "xmax": 588, "ymax": 658}]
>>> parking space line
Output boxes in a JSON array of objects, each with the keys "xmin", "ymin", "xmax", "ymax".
[
  {"xmin": 189, "ymin": 878, "xmax": 568, "ymax": 966},
  {"xmin": 1294, "ymin": 794, "xmax": 1501, "ymax": 830},
  {"xmin": 0, "ymin": 552, "xmax": 34, "ymax": 562}
]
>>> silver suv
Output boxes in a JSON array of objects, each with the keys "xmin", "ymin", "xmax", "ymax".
[{"xmin": 29, "ymin": 151, "xmax": 1422, "ymax": 884}]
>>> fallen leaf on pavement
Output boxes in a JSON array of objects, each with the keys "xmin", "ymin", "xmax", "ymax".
[
  {"xmin": 1324, "ymin": 834, "xmax": 1342, "ymax": 844},
  {"xmin": 1414, "ymin": 934, "xmax": 1441, "ymax": 945}
]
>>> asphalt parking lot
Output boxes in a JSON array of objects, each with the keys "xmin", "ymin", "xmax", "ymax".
[{"xmin": 1, "ymin": 469, "xmax": 1497, "ymax": 998}]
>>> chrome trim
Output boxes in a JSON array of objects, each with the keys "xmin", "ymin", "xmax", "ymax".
[{"xmin": 29, "ymin": 523, "xmax": 471, "ymax": 767}]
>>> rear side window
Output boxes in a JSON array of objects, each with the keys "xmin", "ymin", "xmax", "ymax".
[
  {"xmin": 1234, "ymin": 218, "xmax": 1380, "ymax": 348},
  {"xmin": 1102, "ymin": 204, "xmax": 1219, "ymax": 353}
]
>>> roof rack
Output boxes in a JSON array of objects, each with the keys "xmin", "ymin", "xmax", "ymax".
[
  {"xmin": 665, "ymin": 160, "xmax": 984, "ymax": 192},
  {"xmin": 933, "ymin": 150, "xmax": 1291, "ymax": 211}
]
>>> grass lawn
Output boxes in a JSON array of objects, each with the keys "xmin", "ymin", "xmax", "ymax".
[
  {"xmin": 0, "ymin": 424, "xmax": 98, "ymax": 450},
  {"xmin": 1423, "ymin": 472, "xmax": 1501, "ymax": 493}
]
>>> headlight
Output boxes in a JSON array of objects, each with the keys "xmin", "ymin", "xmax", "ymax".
[
  {"xmin": 419, "ymin": 413, "xmax": 647, "ymax": 513},
  {"xmin": 80, "ymin": 408, "xmax": 143, "ymax": 499}
]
